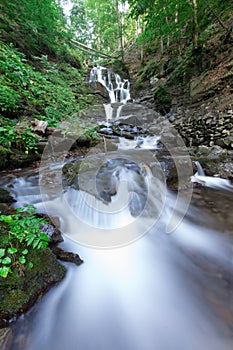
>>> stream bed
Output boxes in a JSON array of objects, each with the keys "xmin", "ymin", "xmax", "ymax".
[{"xmin": 0, "ymin": 141, "xmax": 232, "ymax": 350}]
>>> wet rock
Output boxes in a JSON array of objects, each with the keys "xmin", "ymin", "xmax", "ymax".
[
  {"xmin": 0, "ymin": 188, "xmax": 16, "ymax": 204},
  {"xmin": 0, "ymin": 203, "xmax": 12, "ymax": 215},
  {"xmin": 117, "ymin": 115, "xmax": 143, "ymax": 126},
  {"xmin": 42, "ymin": 224, "xmax": 63, "ymax": 244},
  {"xmin": 36, "ymin": 140, "xmax": 48, "ymax": 153},
  {"xmin": 51, "ymin": 246, "xmax": 83, "ymax": 266},
  {"xmin": 103, "ymin": 140, "xmax": 118, "ymax": 152},
  {"xmin": 32, "ymin": 119, "xmax": 48, "ymax": 135}
]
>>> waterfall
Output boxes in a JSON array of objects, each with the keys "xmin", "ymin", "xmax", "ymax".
[
  {"xmin": 195, "ymin": 161, "xmax": 205, "ymax": 176},
  {"xmin": 5, "ymin": 65, "xmax": 233, "ymax": 350},
  {"xmin": 191, "ymin": 161, "xmax": 233, "ymax": 191},
  {"xmin": 89, "ymin": 66, "xmax": 131, "ymax": 104}
]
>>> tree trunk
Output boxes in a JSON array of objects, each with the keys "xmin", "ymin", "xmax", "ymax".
[{"xmin": 192, "ymin": 0, "xmax": 198, "ymax": 48}]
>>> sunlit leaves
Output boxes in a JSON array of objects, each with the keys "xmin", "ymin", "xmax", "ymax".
[{"xmin": 127, "ymin": 0, "xmax": 233, "ymax": 46}]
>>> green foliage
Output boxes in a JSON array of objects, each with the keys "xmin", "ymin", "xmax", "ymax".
[
  {"xmin": 0, "ymin": 205, "xmax": 50, "ymax": 278},
  {"xmin": 153, "ymin": 86, "xmax": 172, "ymax": 114},
  {"xmin": 0, "ymin": 41, "xmax": 90, "ymax": 129},
  {"xmin": 0, "ymin": 85, "xmax": 22, "ymax": 113},
  {"xmin": 0, "ymin": 0, "xmax": 70, "ymax": 58},
  {"xmin": 85, "ymin": 126, "xmax": 101, "ymax": 143},
  {"xmin": 128, "ymin": 0, "xmax": 233, "ymax": 48},
  {"xmin": 71, "ymin": 0, "xmax": 136, "ymax": 55},
  {"xmin": 0, "ymin": 123, "xmax": 39, "ymax": 154},
  {"xmin": 140, "ymin": 59, "xmax": 160, "ymax": 80}
]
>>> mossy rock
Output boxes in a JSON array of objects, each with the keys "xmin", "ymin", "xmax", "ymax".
[
  {"xmin": 0, "ymin": 146, "xmax": 12, "ymax": 169},
  {"xmin": 0, "ymin": 146, "xmax": 40, "ymax": 171},
  {"xmin": 62, "ymin": 160, "xmax": 82, "ymax": 186},
  {"xmin": 0, "ymin": 248, "xmax": 66, "ymax": 326},
  {"xmin": 0, "ymin": 188, "xmax": 16, "ymax": 204}
]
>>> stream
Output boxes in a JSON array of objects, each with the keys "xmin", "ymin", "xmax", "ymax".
[
  {"xmin": 1, "ymin": 67, "xmax": 233, "ymax": 349},
  {"xmin": 2, "ymin": 149, "xmax": 233, "ymax": 350}
]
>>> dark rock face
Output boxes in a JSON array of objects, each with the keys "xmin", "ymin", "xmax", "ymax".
[
  {"xmin": 168, "ymin": 107, "xmax": 233, "ymax": 150},
  {"xmin": 51, "ymin": 246, "xmax": 83, "ymax": 266},
  {"xmin": 0, "ymin": 188, "xmax": 16, "ymax": 204}
]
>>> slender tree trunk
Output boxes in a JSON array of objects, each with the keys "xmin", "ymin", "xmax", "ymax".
[
  {"xmin": 165, "ymin": 16, "xmax": 170, "ymax": 48},
  {"xmin": 120, "ymin": 4, "xmax": 125, "ymax": 61},
  {"xmin": 192, "ymin": 0, "xmax": 198, "ymax": 48}
]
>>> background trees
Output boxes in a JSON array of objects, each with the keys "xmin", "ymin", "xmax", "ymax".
[
  {"xmin": 70, "ymin": 0, "xmax": 136, "ymax": 56},
  {"xmin": 127, "ymin": 0, "xmax": 233, "ymax": 52}
]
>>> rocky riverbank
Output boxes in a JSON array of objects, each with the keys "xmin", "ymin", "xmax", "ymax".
[{"xmin": 0, "ymin": 190, "xmax": 83, "ymax": 329}]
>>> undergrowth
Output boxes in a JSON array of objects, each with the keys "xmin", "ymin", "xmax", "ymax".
[{"xmin": 0, "ymin": 205, "xmax": 50, "ymax": 278}]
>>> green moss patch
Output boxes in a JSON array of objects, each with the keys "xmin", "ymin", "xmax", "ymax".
[{"xmin": 0, "ymin": 248, "xmax": 66, "ymax": 326}]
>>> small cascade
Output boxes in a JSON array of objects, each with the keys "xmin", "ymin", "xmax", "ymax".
[
  {"xmin": 89, "ymin": 66, "xmax": 131, "ymax": 104},
  {"xmin": 195, "ymin": 161, "xmax": 206, "ymax": 176},
  {"xmin": 191, "ymin": 161, "xmax": 233, "ymax": 191},
  {"xmin": 103, "ymin": 103, "xmax": 113, "ymax": 126},
  {"xmin": 118, "ymin": 135, "xmax": 160, "ymax": 150}
]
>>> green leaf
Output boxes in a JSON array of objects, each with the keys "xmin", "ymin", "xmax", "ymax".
[
  {"xmin": 0, "ymin": 248, "xmax": 5, "ymax": 258},
  {"xmin": 32, "ymin": 238, "xmax": 40, "ymax": 249},
  {"xmin": 1, "ymin": 256, "xmax": 12, "ymax": 265},
  {"xmin": 8, "ymin": 247, "xmax": 18, "ymax": 254},
  {"xmin": 19, "ymin": 256, "xmax": 26, "ymax": 264},
  {"xmin": 22, "ymin": 249, "xmax": 29, "ymax": 255},
  {"xmin": 0, "ymin": 266, "xmax": 11, "ymax": 278},
  {"xmin": 26, "ymin": 234, "xmax": 35, "ymax": 246},
  {"xmin": 0, "ymin": 215, "xmax": 13, "ymax": 223},
  {"xmin": 29, "ymin": 262, "xmax": 34, "ymax": 269},
  {"xmin": 40, "ymin": 233, "xmax": 50, "ymax": 242}
]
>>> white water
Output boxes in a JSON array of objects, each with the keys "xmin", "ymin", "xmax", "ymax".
[
  {"xmin": 191, "ymin": 161, "xmax": 233, "ymax": 191},
  {"xmin": 89, "ymin": 66, "xmax": 131, "ymax": 104},
  {"xmin": 8, "ymin": 172, "xmax": 233, "ymax": 350},
  {"xmin": 118, "ymin": 135, "xmax": 160, "ymax": 150},
  {"xmin": 3, "ymin": 97, "xmax": 232, "ymax": 349},
  {"xmin": 3, "ymin": 147, "xmax": 232, "ymax": 350}
]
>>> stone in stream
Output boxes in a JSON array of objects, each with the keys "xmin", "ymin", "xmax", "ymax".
[
  {"xmin": 0, "ymin": 188, "xmax": 16, "ymax": 204},
  {"xmin": 51, "ymin": 246, "xmax": 83, "ymax": 266}
]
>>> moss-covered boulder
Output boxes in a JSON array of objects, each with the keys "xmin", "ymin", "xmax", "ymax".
[{"xmin": 0, "ymin": 248, "xmax": 66, "ymax": 327}]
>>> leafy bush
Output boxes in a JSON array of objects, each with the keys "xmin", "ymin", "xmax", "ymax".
[
  {"xmin": 0, "ymin": 123, "xmax": 39, "ymax": 154},
  {"xmin": 0, "ymin": 42, "xmax": 89, "ymax": 126},
  {"xmin": 0, "ymin": 205, "xmax": 50, "ymax": 278},
  {"xmin": 0, "ymin": 85, "xmax": 22, "ymax": 113}
]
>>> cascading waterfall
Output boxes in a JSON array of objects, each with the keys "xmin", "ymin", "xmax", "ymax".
[
  {"xmin": 89, "ymin": 66, "xmax": 131, "ymax": 104},
  {"xmin": 3, "ymin": 69, "xmax": 233, "ymax": 350}
]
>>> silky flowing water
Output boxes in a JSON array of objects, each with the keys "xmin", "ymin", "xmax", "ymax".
[
  {"xmin": 1, "ymin": 67, "xmax": 233, "ymax": 349},
  {"xmin": 1, "ymin": 138, "xmax": 232, "ymax": 350}
]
